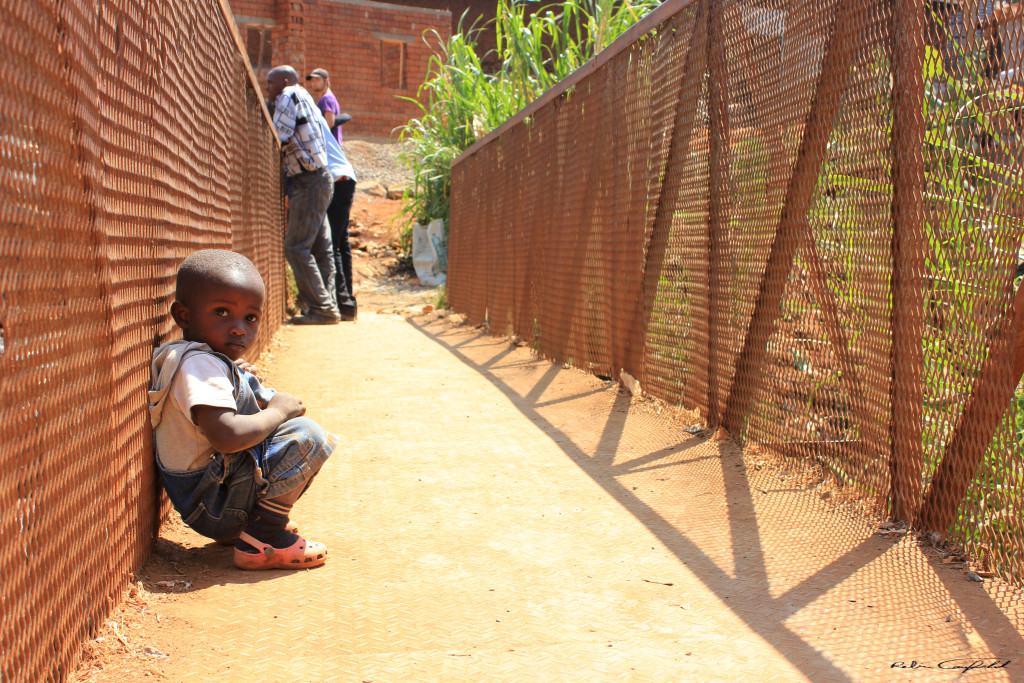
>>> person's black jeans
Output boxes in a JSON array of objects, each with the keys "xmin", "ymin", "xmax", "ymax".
[{"xmin": 327, "ymin": 177, "xmax": 357, "ymax": 317}]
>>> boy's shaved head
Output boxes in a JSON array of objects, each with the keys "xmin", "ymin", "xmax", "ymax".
[{"xmin": 175, "ymin": 249, "xmax": 264, "ymax": 306}]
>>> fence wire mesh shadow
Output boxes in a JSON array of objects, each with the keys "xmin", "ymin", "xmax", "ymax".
[
  {"xmin": 448, "ymin": 0, "xmax": 1024, "ymax": 602},
  {"xmin": 411, "ymin": 317, "xmax": 1024, "ymax": 680},
  {"xmin": 0, "ymin": 0, "xmax": 285, "ymax": 679}
]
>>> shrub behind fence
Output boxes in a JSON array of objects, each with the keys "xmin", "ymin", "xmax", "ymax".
[
  {"xmin": 0, "ymin": 0, "xmax": 284, "ymax": 678},
  {"xmin": 450, "ymin": 0, "xmax": 1024, "ymax": 589}
]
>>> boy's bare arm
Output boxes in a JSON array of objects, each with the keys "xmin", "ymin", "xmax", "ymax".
[{"xmin": 192, "ymin": 392, "xmax": 306, "ymax": 454}]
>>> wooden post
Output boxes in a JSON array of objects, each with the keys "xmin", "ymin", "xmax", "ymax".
[{"xmin": 889, "ymin": 0, "xmax": 926, "ymax": 523}]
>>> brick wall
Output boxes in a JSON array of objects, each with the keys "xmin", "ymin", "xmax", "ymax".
[
  {"xmin": 302, "ymin": 0, "xmax": 450, "ymax": 140},
  {"xmin": 228, "ymin": 0, "xmax": 451, "ymax": 140},
  {"xmin": 365, "ymin": 0, "xmax": 544, "ymax": 71},
  {"xmin": 228, "ymin": 0, "xmax": 276, "ymax": 21}
]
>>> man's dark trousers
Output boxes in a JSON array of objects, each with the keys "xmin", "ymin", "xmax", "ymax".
[
  {"xmin": 285, "ymin": 167, "xmax": 338, "ymax": 319},
  {"xmin": 328, "ymin": 177, "xmax": 357, "ymax": 319}
]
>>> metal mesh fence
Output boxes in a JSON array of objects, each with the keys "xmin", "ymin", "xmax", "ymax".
[
  {"xmin": 0, "ymin": 0, "xmax": 284, "ymax": 678},
  {"xmin": 449, "ymin": 0, "xmax": 1024, "ymax": 590}
]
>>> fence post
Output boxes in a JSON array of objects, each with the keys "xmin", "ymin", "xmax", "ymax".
[
  {"xmin": 631, "ymin": 5, "xmax": 709, "ymax": 405},
  {"xmin": 722, "ymin": 0, "xmax": 859, "ymax": 434},
  {"xmin": 889, "ymin": 0, "xmax": 926, "ymax": 523},
  {"xmin": 919, "ymin": 281, "xmax": 1024, "ymax": 532},
  {"xmin": 706, "ymin": 0, "xmax": 729, "ymax": 425}
]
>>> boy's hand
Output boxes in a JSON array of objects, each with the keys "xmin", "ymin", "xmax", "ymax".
[
  {"xmin": 234, "ymin": 358, "xmax": 264, "ymax": 382},
  {"xmin": 268, "ymin": 392, "xmax": 306, "ymax": 420}
]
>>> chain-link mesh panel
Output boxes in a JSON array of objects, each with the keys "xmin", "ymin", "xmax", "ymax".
[
  {"xmin": 450, "ymin": 0, "xmax": 1024, "ymax": 591},
  {"xmin": 0, "ymin": 0, "xmax": 284, "ymax": 678}
]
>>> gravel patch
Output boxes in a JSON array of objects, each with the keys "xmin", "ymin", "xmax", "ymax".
[{"xmin": 343, "ymin": 139, "xmax": 414, "ymax": 192}]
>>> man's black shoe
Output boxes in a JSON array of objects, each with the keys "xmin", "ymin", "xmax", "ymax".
[
  {"xmin": 289, "ymin": 313, "xmax": 341, "ymax": 325},
  {"xmin": 340, "ymin": 306, "xmax": 357, "ymax": 322}
]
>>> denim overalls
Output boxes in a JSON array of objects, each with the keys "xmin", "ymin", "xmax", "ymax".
[{"xmin": 156, "ymin": 351, "xmax": 334, "ymax": 541}]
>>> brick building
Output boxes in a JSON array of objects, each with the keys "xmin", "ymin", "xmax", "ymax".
[
  {"xmin": 393, "ymin": 0, "xmax": 502, "ymax": 66},
  {"xmin": 229, "ymin": 0, "xmax": 453, "ymax": 140}
]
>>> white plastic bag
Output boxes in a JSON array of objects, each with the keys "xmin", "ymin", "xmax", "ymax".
[{"xmin": 412, "ymin": 219, "xmax": 448, "ymax": 286}]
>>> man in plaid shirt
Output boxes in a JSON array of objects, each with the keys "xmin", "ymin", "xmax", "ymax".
[{"xmin": 267, "ymin": 65, "xmax": 341, "ymax": 324}]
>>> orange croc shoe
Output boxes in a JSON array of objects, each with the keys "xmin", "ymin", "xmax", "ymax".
[{"xmin": 234, "ymin": 531, "xmax": 327, "ymax": 570}]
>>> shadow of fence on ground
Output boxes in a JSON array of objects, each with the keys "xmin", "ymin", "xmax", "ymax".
[{"xmin": 410, "ymin": 318, "xmax": 1024, "ymax": 680}]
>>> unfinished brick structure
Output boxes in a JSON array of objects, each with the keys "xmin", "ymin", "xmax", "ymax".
[
  {"xmin": 230, "ymin": 0, "xmax": 452, "ymax": 140},
  {"xmin": 397, "ymin": 0, "xmax": 503, "ymax": 67}
]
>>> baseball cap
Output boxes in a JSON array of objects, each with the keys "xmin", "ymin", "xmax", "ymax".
[{"xmin": 305, "ymin": 68, "xmax": 329, "ymax": 80}]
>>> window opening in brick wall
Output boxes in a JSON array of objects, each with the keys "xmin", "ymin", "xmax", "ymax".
[
  {"xmin": 380, "ymin": 40, "xmax": 407, "ymax": 90},
  {"xmin": 246, "ymin": 25, "xmax": 273, "ymax": 79}
]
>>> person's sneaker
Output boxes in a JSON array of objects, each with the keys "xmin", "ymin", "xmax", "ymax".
[
  {"xmin": 289, "ymin": 312, "xmax": 340, "ymax": 325},
  {"xmin": 340, "ymin": 305, "xmax": 357, "ymax": 322}
]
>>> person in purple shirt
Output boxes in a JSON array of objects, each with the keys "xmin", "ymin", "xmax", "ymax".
[
  {"xmin": 305, "ymin": 68, "xmax": 343, "ymax": 144},
  {"xmin": 306, "ymin": 67, "xmax": 358, "ymax": 320}
]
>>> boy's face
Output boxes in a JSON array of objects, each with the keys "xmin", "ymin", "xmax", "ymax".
[{"xmin": 172, "ymin": 272, "xmax": 265, "ymax": 361}]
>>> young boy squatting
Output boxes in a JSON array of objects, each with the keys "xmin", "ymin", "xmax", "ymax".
[{"xmin": 149, "ymin": 249, "xmax": 336, "ymax": 570}]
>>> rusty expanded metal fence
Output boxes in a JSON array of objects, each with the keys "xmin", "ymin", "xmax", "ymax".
[
  {"xmin": 449, "ymin": 0, "xmax": 1024, "ymax": 589},
  {"xmin": 0, "ymin": 0, "xmax": 284, "ymax": 679}
]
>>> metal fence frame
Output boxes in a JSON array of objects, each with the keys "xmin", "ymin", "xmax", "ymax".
[
  {"xmin": 0, "ymin": 1, "xmax": 284, "ymax": 678},
  {"xmin": 450, "ymin": 0, "xmax": 1024, "ymax": 588}
]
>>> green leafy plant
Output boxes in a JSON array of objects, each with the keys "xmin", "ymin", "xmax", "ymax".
[
  {"xmin": 918, "ymin": 9, "xmax": 1024, "ymax": 468},
  {"xmin": 396, "ymin": 0, "xmax": 659, "ymax": 245}
]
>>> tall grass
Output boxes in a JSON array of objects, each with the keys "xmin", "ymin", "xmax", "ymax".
[{"xmin": 396, "ymin": 0, "xmax": 658, "ymax": 240}]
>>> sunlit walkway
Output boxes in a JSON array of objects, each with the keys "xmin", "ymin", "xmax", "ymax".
[{"xmin": 110, "ymin": 313, "xmax": 1024, "ymax": 682}]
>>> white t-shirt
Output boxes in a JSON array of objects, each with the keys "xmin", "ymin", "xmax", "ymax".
[{"xmin": 154, "ymin": 354, "xmax": 238, "ymax": 471}]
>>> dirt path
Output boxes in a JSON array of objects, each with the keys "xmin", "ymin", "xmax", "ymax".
[
  {"xmin": 346, "ymin": 193, "xmax": 442, "ymax": 315},
  {"xmin": 74, "ymin": 303, "xmax": 1024, "ymax": 681}
]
